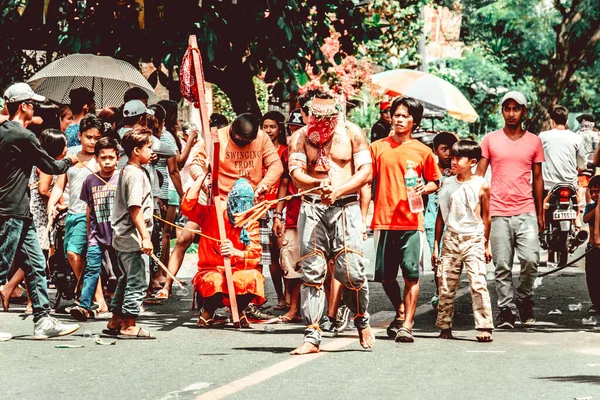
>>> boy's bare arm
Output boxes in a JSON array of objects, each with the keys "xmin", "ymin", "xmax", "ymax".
[
  {"xmin": 480, "ymin": 183, "xmax": 492, "ymax": 243},
  {"xmin": 130, "ymin": 205, "xmax": 153, "ymax": 255},
  {"xmin": 583, "ymin": 208, "xmax": 596, "ymax": 224},
  {"xmin": 480, "ymin": 182, "xmax": 493, "ymax": 263},
  {"xmin": 433, "ymin": 209, "xmax": 445, "ymax": 265},
  {"xmin": 47, "ymin": 173, "xmax": 67, "ymax": 217}
]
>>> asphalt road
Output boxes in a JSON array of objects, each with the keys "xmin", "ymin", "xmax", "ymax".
[{"xmin": 1, "ymin": 239, "xmax": 599, "ymax": 400}]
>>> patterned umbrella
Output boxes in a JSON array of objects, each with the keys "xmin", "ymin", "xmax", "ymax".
[
  {"xmin": 28, "ymin": 54, "xmax": 156, "ymax": 108},
  {"xmin": 372, "ymin": 69, "xmax": 479, "ymax": 123}
]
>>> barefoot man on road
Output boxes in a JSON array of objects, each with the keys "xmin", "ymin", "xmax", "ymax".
[{"xmin": 288, "ymin": 92, "xmax": 375, "ymax": 355}]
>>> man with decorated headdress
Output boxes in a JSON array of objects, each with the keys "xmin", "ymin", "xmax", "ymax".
[
  {"xmin": 287, "ymin": 90, "xmax": 375, "ymax": 355},
  {"xmin": 181, "ymin": 176, "xmax": 264, "ymax": 328}
]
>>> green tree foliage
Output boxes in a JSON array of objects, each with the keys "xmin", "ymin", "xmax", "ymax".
[
  {"xmin": 0, "ymin": 0, "xmax": 380, "ymax": 116},
  {"xmin": 429, "ymin": 48, "xmax": 536, "ymax": 137},
  {"xmin": 459, "ymin": 0, "xmax": 600, "ymax": 132}
]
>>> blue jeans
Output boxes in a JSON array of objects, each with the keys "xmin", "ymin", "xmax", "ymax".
[
  {"xmin": 111, "ymin": 251, "xmax": 150, "ymax": 317},
  {"xmin": 80, "ymin": 244, "xmax": 114, "ymax": 311},
  {"xmin": 0, "ymin": 217, "xmax": 51, "ymax": 321}
]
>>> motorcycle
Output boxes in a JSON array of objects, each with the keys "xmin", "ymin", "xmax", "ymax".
[{"xmin": 540, "ymin": 183, "xmax": 588, "ymax": 266}]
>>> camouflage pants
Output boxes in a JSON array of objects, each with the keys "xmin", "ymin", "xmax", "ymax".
[{"xmin": 436, "ymin": 231, "xmax": 494, "ymax": 330}]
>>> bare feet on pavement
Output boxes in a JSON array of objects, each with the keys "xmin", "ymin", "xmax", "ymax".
[
  {"xmin": 290, "ymin": 342, "xmax": 319, "ymax": 355},
  {"xmin": 358, "ymin": 326, "xmax": 375, "ymax": 349}
]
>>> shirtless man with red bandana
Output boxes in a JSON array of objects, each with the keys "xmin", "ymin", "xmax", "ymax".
[{"xmin": 287, "ymin": 91, "xmax": 374, "ymax": 355}]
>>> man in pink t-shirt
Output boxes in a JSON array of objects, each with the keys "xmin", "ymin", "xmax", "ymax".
[{"xmin": 477, "ymin": 91, "xmax": 545, "ymax": 330}]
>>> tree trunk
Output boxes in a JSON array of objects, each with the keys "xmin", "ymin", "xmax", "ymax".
[{"xmin": 530, "ymin": 4, "xmax": 600, "ymax": 133}]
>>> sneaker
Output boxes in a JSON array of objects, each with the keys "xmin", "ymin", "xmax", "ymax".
[
  {"xmin": 496, "ymin": 307, "xmax": 516, "ymax": 329},
  {"xmin": 588, "ymin": 305, "xmax": 598, "ymax": 315},
  {"xmin": 33, "ymin": 316, "xmax": 80, "ymax": 339},
  {"xmin": 244, "ymin": 304, "xmax": 274, "ymax": 322},
  {"xmin": 0, "ymin": 332, "xmax": 12, "ymax": 342},
  {"xmin": 431, "ymin": 294, "xmax": 439, "ymax": 311},
  {"xmin": 335, "ymin": 305, "xmax": 351, "ymax": 332},
  {"xmin": 387, "ymin": 318, "xmax": 404, "ymax": 338},
  {"xmin": 517, "ymin": 298, "xmax": 536, "ymax": 326},
  {"xmin": 319, "ymin": 315, "xmax": 338, "ymax": 337}
]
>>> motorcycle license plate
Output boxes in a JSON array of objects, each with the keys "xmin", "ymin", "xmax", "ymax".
[{"xmin": 553, "ymin": 210, "xmax": 577, "ymax": 220}]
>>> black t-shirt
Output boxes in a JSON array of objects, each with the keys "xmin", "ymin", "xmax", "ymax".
[
  {"xmin": 0, "ymin": 120, "xmax": 71, "ymax": 219},
  {"xmin": 370, "ymin": 118, "xmax": 392, "ymax": 142}
]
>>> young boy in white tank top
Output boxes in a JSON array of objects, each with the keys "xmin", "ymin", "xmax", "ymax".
[{"xmin": 432, "ymin": 140, "xmax": 494, "ymax": 342}]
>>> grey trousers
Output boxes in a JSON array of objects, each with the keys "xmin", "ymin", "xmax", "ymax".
[
  {"xmin": 111, "ymin": 251, "xmax": 150, "ymax": 317},
  {"xmin": 490, "ymin": 213, "xmax": 540, "ymax": 311},
  {"xmin": 298, "ymin": 200, "xmax": 369, "ymax": 346}
]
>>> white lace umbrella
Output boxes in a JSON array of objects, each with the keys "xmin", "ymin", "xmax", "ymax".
[
  {"xmin": 372, "ymin": 69, "xmax": 479, "ymax": 123},
  {"xmin": 28, "ymin": 54, "xmax": 155, "ymax": 108}
]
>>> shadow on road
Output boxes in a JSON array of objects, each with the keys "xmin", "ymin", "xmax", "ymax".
[{"xmin": 536, "ymin": 375, "xmax": 600, "ymax": 385}]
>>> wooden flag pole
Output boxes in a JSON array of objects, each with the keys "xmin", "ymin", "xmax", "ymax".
[{"xmin": 188, "ymin": 35, "xmax": 240, "ymax": 326}]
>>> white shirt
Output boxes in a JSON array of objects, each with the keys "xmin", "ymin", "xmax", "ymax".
[
  {"xmin": 539, "ymin": 128, "xmax": 586, "ymax": 190},
  {"xmin": 439, "ymin": 175, "xmax": 486, "ymax": 235}
]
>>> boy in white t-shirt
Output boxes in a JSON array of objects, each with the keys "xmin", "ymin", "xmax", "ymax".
[{"xmin": 432, "ymin": 140, "xmax": 494, "ymax": 342}]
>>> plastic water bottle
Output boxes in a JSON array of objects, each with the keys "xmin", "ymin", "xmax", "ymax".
[{"xmin": 405, "ymin": 165, "xmax": 424, "ymax": 213}]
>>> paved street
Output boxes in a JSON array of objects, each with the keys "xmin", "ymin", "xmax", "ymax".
[{"xmin": 1, "ymin": 240, "xmax": 599, "ymax": 400}]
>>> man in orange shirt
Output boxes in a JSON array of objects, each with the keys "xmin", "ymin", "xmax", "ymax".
[
  {"xmin": 369, "ymin": 96, "xmax": 441, "ymax": 343},
  {"xmin": 190, "ymin": 113, "xmax": 284, "ymax": 199}
]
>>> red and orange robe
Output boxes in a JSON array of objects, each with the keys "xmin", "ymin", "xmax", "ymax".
[{"xmin": 180, "ymin": 195, "xmax": 264, "ymax": 305}]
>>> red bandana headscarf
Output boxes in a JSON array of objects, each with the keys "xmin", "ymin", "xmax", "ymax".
[{"xmin": 306, "ymin": 98, "xmax": 341, "ymax": 172}]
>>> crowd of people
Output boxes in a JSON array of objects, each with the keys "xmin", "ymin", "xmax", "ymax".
[{"xmin": 0, "ymin": 81, "xmax": 599, "ymax": 353}]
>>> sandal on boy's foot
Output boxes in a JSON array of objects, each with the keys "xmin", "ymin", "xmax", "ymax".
[
  {"xmin": 70, "ymin": 306, "xmax": 94, "ymax": 322},
  {"xmin": 476, "ymin": 329, "xmax": 493, "ymax": 343},
  {"xmin": 117, "ymin": 327, "xmax": 155, "ymax": 340},
  {"xmin": 439, "ymin": 329, "xmax": 453, "ymax": 339},
  {"xmin": 395, "ymin": 326, "xmax": 414, "ymax": 343},
  {"xmin": 386, "ymin": 318, "xmax": 404, "ymax": 339},
  {"xmin": 196, "ymin": 316, "xmax": 214, "ymax": 328},
  {"xmin": 102, "ymin": 328, "xmax": 120, "ymax": 336}
]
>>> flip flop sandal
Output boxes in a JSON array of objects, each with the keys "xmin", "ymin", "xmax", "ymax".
[
  {"xmin": 102, "ymin": 328, "xmax": 120, "ymax": 336},
  {"xmin": 439, "ymin": 329, "xmax": 454, "ymax": 339},
  {"xmin": 196, "ymin": 316, "xmax": 214, "ymax": 328},
  {"xmin": 264, "ymin": 315, "xmax": 299, "ymax": 324},
  {"xmin": 273, "ymin": 303, "xmax": 290, "ymax": 311},
  {"xmin": 476, "ymin": 330, "xmax": 494, "ymax": 342},
  {"xmin": 395, "ymin": 326, "xmax": 415, "ymax": 343},
  {"xmin": 235, "ymin": 313, "xmax": 250, "ymax": 329},
  {"xmin": 117, "ymin": 327, "xmax": 155, "ymax": 340},
  {"xmin": 386, "ymin": 318, "xmax": 404, "ymax": 339},
  {"xmin": 143, "ymin": 298, "xmax": 163, "ymax": 305},
  {"xmin": 70, "ymin": 306, "xmax": 89, "ymax": 322}
]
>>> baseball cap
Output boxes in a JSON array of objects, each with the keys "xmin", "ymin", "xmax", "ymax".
[
  {"xmin": 123, "ymin": 99, "xmax": 154, "ymax": 118},
  {"xmin": 380, "ymin": 101, "xmax": 391, "ymax": 112},
  {"xmin": 287, "ymin": 108, "xmax": 305, "ymax": 127},
  {"xmin": 3, "ymin": 82, "xmax": 46, "ymax": 103},
  {"xmin": 500, "ymin": 91, "xmax": 528, "ymax": 108}
]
